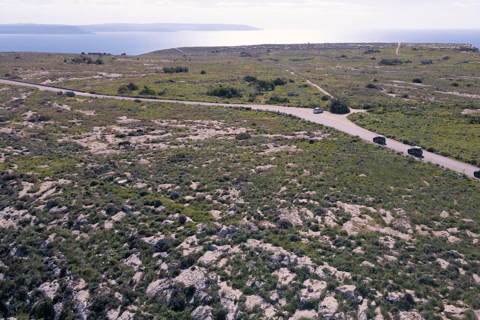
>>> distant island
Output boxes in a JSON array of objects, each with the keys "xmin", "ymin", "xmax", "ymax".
[{"xmin": 0, "ymin": 23, "xmax": 262, "ymax": 35}]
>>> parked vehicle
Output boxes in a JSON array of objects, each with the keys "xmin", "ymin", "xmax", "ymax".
[
  {"xmin": 373, "ymin": 136, "xmax": 386, "ymax": 145},
  {"xmin": 313, "ymin": 107, "xmax": 323, "ymax": 114},
  {"xmin": 408, "ymin": 146, "xmax": 423, "ymax": 157},
  {"xmin": 474, "ymin": 170, "xmax": 480, "ymax": 179}
]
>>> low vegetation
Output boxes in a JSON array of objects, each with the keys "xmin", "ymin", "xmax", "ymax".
[{"xmin": 0, "ymin": 83, "xmax": 479, "ymax": 320}]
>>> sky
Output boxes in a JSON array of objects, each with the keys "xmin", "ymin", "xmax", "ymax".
[{"xmin": 1, "ymin": 0, "xmax": 479, "ymax": 30}]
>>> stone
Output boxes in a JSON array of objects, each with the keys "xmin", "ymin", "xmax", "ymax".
[
  {"xmin": 399, "ymin": 311, "xmax": 423, "ymax": 320},
  {"xmin": 393, "ymin": 219, "xmax": 413, "ymax": 234},
  {"xmin": 75, "ymin": 290, "xmax": 89, "ymax": 320},
  {"xmin": 289, "ymin": 309, "xmax": 318, "ymax": 320},
  {"xmin": 107, "ymin": 307, "xmax": 121, "ymax": 320},
  {"xmin": 318, "ymin": 296, "xmax": 338, "ymax": 320},
  {"xmin": 385, "ymin": 292, "xmax": 404, "ymax": 303},
  {"xmin": 175, "ymin": 267, "xmax": 208, "ymax": 290},
  {"xmin": 273, "ymin": 268, "xmax": 296, "ymax": 285},
  {"xmin": 219, "ymin": 226, "xmax": 237, "ymax": 238},
  {"xmin": 358, "ymin": 299, "xmax": 369, "ymax": 320},
  {"xmin": 191, "ymin": 306, "xmax": 213, "ymax": 320},
  {"xmin": 361, "ymin": 261, "xmax": 375, "ymax": 268},
  {"xmin": 121, "ymin": 205, "xmax": 132, "ymax": 212},
  {"xmin": 196, "ymin": 193, "xmax": 206, "ymax": 201},
  {"xmin": 336, "ymin": 285, "xmax": 356, "ymax": 299},
  {"xmin": 440, "ymin": 211, "xmax": 450, "ymax": 218},
  {"xmin": 117, "ymin": 311, "xmax": 135, "ymax": 320},
  {"xmin": 38, "ymin": 280, "xmax": 59, "ymax": 299},
  {"xmin": 48, "ymin": 206, "xmax": 68, "ymax": 215},
  {"xmin": 444, "ymin": 305, "xmax": 464, "ymax": 317},
  {"xmin": 122, "ymin": 253, "xmax": 142, "ymax": 271}
]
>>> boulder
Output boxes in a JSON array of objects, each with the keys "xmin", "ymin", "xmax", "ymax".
[
  {"xmin": 38, "ymin": 280, "xmax": 59, "ymax": 299},
  {"xmin": 318, "ymin": 296, "xmax": 338, "ymax": 320},
  {"xmin": 191, "ymin": 306, "xmax": 213, "ymax": 320},
  {"xmin": 48, "ymin": 206, "xmax": 68, "ymax": 215},
  {"xmin": 336, "ymin": 285, "xmax": 356, "ymax": 299},
  {"xmin": 219, "ymin": 226, "xmax": 237, "ymax": 238},
  {"xmin": 399, "ymin": 311, "xmax": 424, "ymax": 320}
]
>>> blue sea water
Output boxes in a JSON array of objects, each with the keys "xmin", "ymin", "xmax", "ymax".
[{"xmin": 0, "ymin": 28, "xmax": 479, "ymax": 55}]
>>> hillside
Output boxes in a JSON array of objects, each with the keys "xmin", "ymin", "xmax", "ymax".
[
  {"xmin": 0, "ymin": 81, "xmax": 480, "ymax": 320},
  {"xmin": 0, "ymin": 43, "xmax": 480, "ymax": 320}
]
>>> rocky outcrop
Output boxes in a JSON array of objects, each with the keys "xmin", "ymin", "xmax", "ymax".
[
  {"xmin": 38, "ymin": 280, "xmax": 59, "ymax": 299},
  {"xmin": 318, "ymin": 296, "xmax": 338, "ymax": 320},
  {"xmin": 191, "ymin": 306, "xmax": 213, "ymax": 320},
  {"xmin": 336, "ymin": 285, "xmax": 356, "ymax": 299}
]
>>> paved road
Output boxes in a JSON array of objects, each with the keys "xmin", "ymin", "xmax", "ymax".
[{"xmin": 1, "ymin": 78, "xmax": 478, "ymax": 178}]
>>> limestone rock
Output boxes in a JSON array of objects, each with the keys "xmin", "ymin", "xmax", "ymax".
[
  {"xmin": 399, "ymin": 311, "xmax": 424, "ymax": 320},
  {"xmin": 289, "ymin": 309, "xmax": 318, "ymax": 320},
  {"xmin": 219, "ymin": 226, "xmax": 237, "ymax": 238},
  {"xmin": 38, "ymin": 280, "xmax": 59, "ymax": 299},
  {"xmin": 361, "ymin": 261, "xmax": 375, "ymax": 268},
  {"xmin": 358, "ymin": 299, "xmax": 369, "ymax": 320},
  {"xmin": 318, "ymin": 296, "xmax": 338, "ymax": 320},
  {"xmin": 122, "ymin": 253, "xmax": 142, "ymax": 271},
  {"xmin": 175, "ymin": 267, "xmax": 208, "ymax": 290},
  {"xmin": 336, "ymin": 285, "xmax": 356, "ymax": 299},
  {"xmin": 444, "ymin": 305, "xmax": 465, "ymax": 317},
  {"xmin": 191, "ymin": 306, "xmax": 213, "ymax": 320},
  {"xmin": 75, "ymin": 290, "xmax": 89, "ymax": 320},
  {"xmin": 273, "ymin": 268, "xmax": 296, "ymax": 285},
  {"xmin": 117, "ymin": 311, "xmax": 135, "ymax": 320}
]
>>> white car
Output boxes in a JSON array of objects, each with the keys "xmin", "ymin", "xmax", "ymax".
[{"xmin": 313, "ymin": 107, "xmax": 323, "ymax": 114}]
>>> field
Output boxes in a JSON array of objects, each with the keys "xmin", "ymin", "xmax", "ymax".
[
  {"xmin": 0, "ymin": 79, "xmax": 480, "ymax": 320},
  {"xmin": 1, "ymin": 43, "xmax": 480, "ymax": 320},
  {"xmin": 1, "ymin": 42, "xmax": 479, "ymax": 164}
]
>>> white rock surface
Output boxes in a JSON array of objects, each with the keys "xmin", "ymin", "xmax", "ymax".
[
  {"xmin": 75, "ymin": 290, "xmax": 89, "ymax": 320},
  {"xmin": 399, "ymin": 311, "xmax": 424, "ymax": 320},
  {"xmin": 122, "ymin": 253, "xmax": 142, "ymax": 270},
  {"xmin": 218, "ymin": 281, "xmax": 242, "ymax": 320},
  {"xmin": 318, "ymin": 296, "xmax": 338, "ymax": 320},
  {"xmin": 38, "ymin": 280, "xmax": 60, "ymax": 299},
  {"xmin": 273, "ymin": 268, "xmax": 296, "ymax": 285},
  {"xmin": 289, "ymin": 309, "xmax": 318, "ymax": 320},
  {"xmin": 336, "ymin": 285, "xmax": 356, "ymax": 299},
  {"xmin": 191, "ymin": 305, "xmax": 213, "ymax": 320},
  {"xmin": 117, "ymin": 311, "xmax": 135, "ymax": 320}
]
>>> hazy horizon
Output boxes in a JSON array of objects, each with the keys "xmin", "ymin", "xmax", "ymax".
[{"xmin": 2, "ymin": 0, "xmax": 480, "ymax": 32}]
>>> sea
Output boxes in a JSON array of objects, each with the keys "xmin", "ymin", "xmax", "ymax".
[{"xmin": 0, "ymin": 28, "xmax": 479, "ymax": 55}]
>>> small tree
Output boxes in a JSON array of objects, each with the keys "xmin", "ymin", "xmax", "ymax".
[
  {"xmin": 127, "ymin": 82, "xmax": 138, "ymax": 90},
  {"xmin": 330, "ymin": 98, "xmax": 350, "ymax": 114}
]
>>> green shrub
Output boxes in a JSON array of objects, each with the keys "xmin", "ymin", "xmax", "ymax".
[
  {"xmin": 255, "ymin": 80, "xmax": 275, "ymax": 91},
  {"xmin": 235, "ymin": 133, "xmax": 251, "ymax": 140},
  {"xmin": 127, "ymin": 82, "xmax": 139, "ymax": 90},
  {"xmin": 273, "ymin": 78, "xmax": 287, "ymax": 86},
  {"xmin": 140, "ymin": 85, "xmax": 156, "ymax": 95},
  {"xmin": 243, "ymin": 75, "xmax": 257, "ymax": 82},
  {"xmin": 330, "ymin": 98, "xmax": 350, "ymax": 114},
  {"xmin": 207, "ymin": 87, "xmax": 242, "ymax": 98},
  {"xmin": 412, "ymin": 78, "xmax": 423, "ymax": 83}
]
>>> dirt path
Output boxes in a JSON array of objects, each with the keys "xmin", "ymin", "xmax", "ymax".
[
  {"xmin": 396, "ymin": 42, "xmax": 401, "ymax": 55},
  {"xmin": 289, "ymin": 71, "xmax": 334, "ymax": 98},
  {"xmin": 0, "ymin": 78, "xmax": 478, "ymax": 178}
]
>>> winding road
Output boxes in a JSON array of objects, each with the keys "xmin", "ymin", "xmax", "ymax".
[{"xmin": 0, "ymin": 78, "xmax": 478, "ymax": 178}]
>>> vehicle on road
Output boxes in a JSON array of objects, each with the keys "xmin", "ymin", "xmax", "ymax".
[
  {"xmin": 408, "ymin": 146, "xmax": 423, "ymax": 157},
  {"xmin": 474, "ymin": 170, "xmax": 480, "ymax": 179},
  {"xmin": 313, "ymin": 107, "xmax": 323, "ymax": 114},
  {"xmin": 373, "ymin": 136, "xmax": 386, "ymax": 145}
]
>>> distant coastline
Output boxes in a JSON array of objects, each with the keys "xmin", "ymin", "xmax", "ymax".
[
  {"xmin": 0, "ymin": 28, "xmax": 478, "ymax": 55},
  {"xmin": 0, "ymin": 23, "xmax": 262, "ymax": 35}
]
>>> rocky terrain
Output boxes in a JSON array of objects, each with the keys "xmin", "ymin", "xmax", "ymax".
[{"xmin": 0, "ymin": 63, "xmax": 480, "ymax": 320}]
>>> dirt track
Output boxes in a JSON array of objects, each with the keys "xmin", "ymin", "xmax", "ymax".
[{"xmin": 0, "ymin": 78, "xmax": 478, "ymax": 178}]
